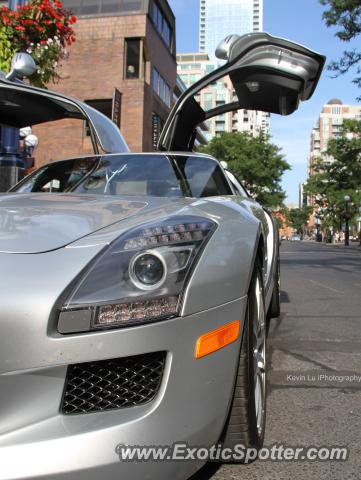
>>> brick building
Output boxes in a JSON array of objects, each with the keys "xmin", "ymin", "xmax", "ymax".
[
  {"xmin": 309, "ymin": 99, "xmax": 361, "ymax": 176},
  {"xmin": 34, "ymin": 0, "xmax": 177, "ymax": 167},
  {"xmin": 307, "ymin": 99, "xmax": 361, "ymax": 233}
]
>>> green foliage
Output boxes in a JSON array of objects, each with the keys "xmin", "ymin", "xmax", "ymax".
[
  {"xmin": 0, "ymin": 25, "xmax": 14, "ymax": 73},
  {"xmin": 320, "ymin": 0, "xmax": 361, "ymax": 98},
  {"xmin": 284, "ymin": 207, "xmax": 312, "ymax": 234},
  {"xmin": 304, "ymin": 119, "xmax": 361, "ymax": 226},
  {"xmin": 273, "ymin": 216, "xmax": 284, "ymax": 230},
  {"xmin": 198, "ymin": 132, "xmax": 290, "ymax": 208}
]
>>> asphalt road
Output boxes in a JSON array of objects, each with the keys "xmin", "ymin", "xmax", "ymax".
[{"xmin": 191, "ymin": 240, "xmax": 361, "ymax": 480}]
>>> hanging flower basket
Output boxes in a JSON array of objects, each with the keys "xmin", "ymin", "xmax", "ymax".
[{"xmin": 0, "ymin": 0, "xmax": 76, "ymax": 88}]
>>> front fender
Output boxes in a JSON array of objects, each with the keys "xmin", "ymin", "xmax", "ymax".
[{"xmin": 181, "ymin": 198, "xmax": 261, "ymax": 316}]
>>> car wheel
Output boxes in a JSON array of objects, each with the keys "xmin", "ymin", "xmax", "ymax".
[
  {"xmin": 221, "ymin": 262, "xmax": 267, "ymax": 458},
  {"xmin": 268, "ymin": 253, "xmax": 281, "ymax": 318}
]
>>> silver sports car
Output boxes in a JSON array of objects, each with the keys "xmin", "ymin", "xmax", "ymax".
[{"xmin": 0, "ymin": 33, "xmax": 324, "ymax": 479}]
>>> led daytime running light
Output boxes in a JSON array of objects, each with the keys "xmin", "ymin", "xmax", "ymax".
[
  {"xmin": 95, "ymin": 296, "xmax": 180, "ymax": 328},
  {"xmin": 124, "ymin": 221, "xmax": 212, "ymax": 251}
]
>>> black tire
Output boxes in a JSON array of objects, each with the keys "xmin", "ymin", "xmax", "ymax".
[
  {"xmin": 268, "ymin": 253, "xmax": 281, "ymax": 318},
  {"xmin": 221, "ymin": 262, "xmax": 267, "ymax": 460}
]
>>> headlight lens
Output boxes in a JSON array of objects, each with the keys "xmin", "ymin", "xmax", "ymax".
[
  {"xmin": 59, "ymin": 216, "xmax": 216, "ymax": 332},
  {"xmin": 130, "ymin": 251, "xmax": 167, "ymax": 290}
]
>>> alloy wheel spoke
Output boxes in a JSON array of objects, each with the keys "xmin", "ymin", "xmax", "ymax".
[{"xmin": 252, "ymin": 271, "xmax": 266, "ymax": 436}]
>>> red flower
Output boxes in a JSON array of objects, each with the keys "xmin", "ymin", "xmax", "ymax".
[
  {"xmin": 15, "ymin": 25, "xmax": 25, "ymax": 31},
  {"xmin": 70, "ymin": 15, "xmax": 76, "ymax": 23}
]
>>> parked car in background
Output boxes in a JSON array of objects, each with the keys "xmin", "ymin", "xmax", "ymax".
[{"xmin": 0, "ymin": 32, "xmax": 324, "ymax": 480}]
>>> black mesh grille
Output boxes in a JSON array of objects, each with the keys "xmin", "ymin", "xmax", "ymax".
[{"xmin": 61, "ymin": 352, "xmax": 166, "ymax": 414}]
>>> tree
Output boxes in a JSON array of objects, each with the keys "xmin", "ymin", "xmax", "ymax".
[
  {"xmin": 273, "ymin": 215, "xmax": 284, "ymax": 231},
  {"xmin": 284, "ymin": 207, "xmax": 312, "ymax": 235},
  {"xmin": 198, "ymin": 132, "xmax": 290, "ymax": 208},
  {"xmin": 320, "ymin": 0, "xmax": 361, "ymax": 98},
  {"xmin": 305, "ymin": 119, "xmax": 361, "ymax": 226}
]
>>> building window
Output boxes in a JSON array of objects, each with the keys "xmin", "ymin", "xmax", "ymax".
[
  {"xmin": 81, "ymin": 0, "xmax": 99, "ymax": 15},
  {"xmin": 84, "ymin": 99, "xmax": 112, "ymax": 135},
  {"xmin": 153, "ymin": 2, "xmax": 162, "ymax": 31},
  {"xmin": 179, "ymin": 73, "xmax": 188, "ymax": 85},
  {"xmin": 150, "ymin": 1, "xmax": 173, "ymax": 50},
  {"xmin": 63, "ymin": 0, "xmax": 145, "ymax": 16},
  {"xmin": 152, "ymin": 68, "xmax": 159, "ymax": 93},
  {"xmin": 85, "ymin": 99, "xmax": 112, "ymax": 118},
  {"xmin": 165, "ymin": 83, "xmax": 170, "ymax": 106},
  {"xmin": 124, "ymin": 38, "xmax": 145, "ymax": 79},
  {"xmin": 204, "ymin": 93, "xmax": 213, "ymax": 111},
  {"xmin": 163, "ymin": 20, "xmax": 171, "ymax": 46},
  {"xmin": 152, "ymin": 67, "xmax": 171, "ymax": 106},
  {"xmin": 159, "ymin": 76, "xmax": 165, "ymax": 100}
]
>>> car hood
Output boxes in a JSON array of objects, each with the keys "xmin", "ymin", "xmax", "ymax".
[{"xmin": 0, "ymin": 193, "xmax": 186, "ymax": 254}]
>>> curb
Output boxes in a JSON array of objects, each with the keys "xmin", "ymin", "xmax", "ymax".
[{"xmin": 315, "ymin": 242, "xmax": 361, "ymax": 253}]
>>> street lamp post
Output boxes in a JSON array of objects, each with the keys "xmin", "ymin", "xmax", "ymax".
[
  {"xmin": 0, "ymin": 50, "xmax": 36, "ymax": 191},
  {"xmin": 344, "ymin": 195, "xmax": 351, "ymax": 247},
  {"xmin": 0, "ymin": 0, "xmax": 31, "ymax": 192}
]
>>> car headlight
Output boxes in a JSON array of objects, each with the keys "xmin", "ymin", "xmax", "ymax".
[
  {"xmin": 58, "ymin": 216, "xmax": 216, "ymax": 332},
  {"xmin": 129, "ymin": 250, "xmax": 167, "ymax": 290}
]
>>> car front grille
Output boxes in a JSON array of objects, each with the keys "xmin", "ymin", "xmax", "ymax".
[{"xmin": 61, "ymin": 352, "xmax": 166, "ymax": 415}]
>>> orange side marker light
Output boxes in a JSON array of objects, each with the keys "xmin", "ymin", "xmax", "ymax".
[{"xmin": 195, "ymin": 320, "xmax": 240, "ymax": 359}]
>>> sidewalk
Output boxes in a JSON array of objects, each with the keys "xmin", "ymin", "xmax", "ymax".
[{"xmin": 312, "ymin": 240, "xmax": 361, "ymax": 253}]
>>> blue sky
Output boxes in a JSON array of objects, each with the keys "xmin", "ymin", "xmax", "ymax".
[{"xmin": 168, "ymin": 0, "xmax": 360, "ymax": 205}]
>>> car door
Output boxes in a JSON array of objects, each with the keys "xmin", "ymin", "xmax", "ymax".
[
  {"xmin": 158, "ymin": 32, "xmax": 325, "ymax": 152},
  {"xmin": 0, "ymin": 79, "xmax": 129, "ymax": 155}
]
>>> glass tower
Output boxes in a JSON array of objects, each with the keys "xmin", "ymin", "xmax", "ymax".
[{"xmin": 199, "ymin": 0, "xmax": 263, "ymax": 57}]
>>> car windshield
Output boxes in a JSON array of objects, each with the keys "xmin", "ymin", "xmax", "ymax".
[{"xmin": 12, "ymin": 154, "xmax": 232, "ymax": 198}]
